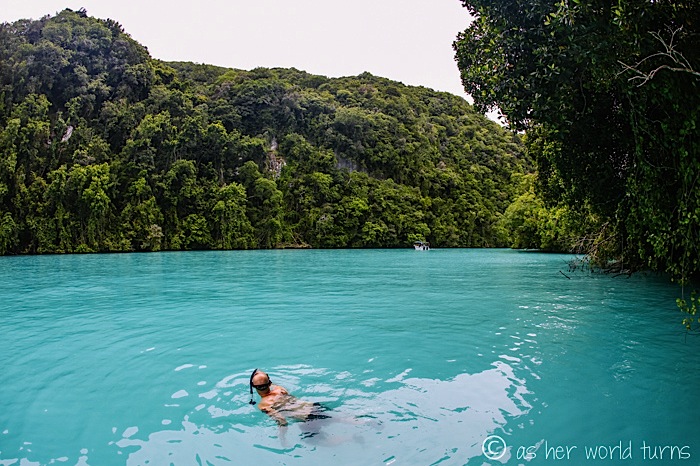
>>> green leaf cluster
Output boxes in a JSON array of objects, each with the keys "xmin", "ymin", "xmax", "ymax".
[{"xmin": 677, "ymin": 290, "xmax": 698, "ymax": 331}]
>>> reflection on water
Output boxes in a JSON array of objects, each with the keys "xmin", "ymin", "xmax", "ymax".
[
  {"xmin": 0, "ymin": 250, "xmax": 698, "ymax": 465},
  {"xmin": 113, "ymin": 363, "xmax": 531, "ymax": 465}
]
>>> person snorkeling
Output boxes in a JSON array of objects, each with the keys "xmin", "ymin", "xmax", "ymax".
[{"xmin": 249, "ymin": 368, "xmax": 331, "ymax": 427}]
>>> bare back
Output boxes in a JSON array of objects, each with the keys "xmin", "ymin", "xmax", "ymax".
[{"xmin": 257, "ymin": 384, "xmax": 315, "ymax": 425}]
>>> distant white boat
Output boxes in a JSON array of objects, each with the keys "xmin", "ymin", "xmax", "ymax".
[{"xmin": 413, "ymin": 241, "xmax": 430, "ymax": 251}]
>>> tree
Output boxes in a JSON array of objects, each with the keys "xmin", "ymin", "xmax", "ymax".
[
  {"xmin": 0, "ymin": 211, "xmax": 18, "ymax": 254},
  {"xmin": 120, "ymin": 175, "xmax": 164, "ymax": 251},
  {"xmin": 454, "ymin": 0, "xmax": 700, "ymax": 284},
  {"xmin": 237, "ymin": 161, "xmax": 287, "ymax": 248},
  {"xmin": 211, "ymin": 182, "xmax": 254, "ymax": 249},
  {"xmin": 67, "ymin": 162, "xmax": 114, "ymax": 250},
  {"xmin": 160, "ymin": 159, "xmax": 209, "ymax": 249}
]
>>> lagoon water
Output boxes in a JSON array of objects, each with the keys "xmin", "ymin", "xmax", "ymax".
[{"xmin": 1, "ymin": 249, "xmax": 698, "ymax": 465}]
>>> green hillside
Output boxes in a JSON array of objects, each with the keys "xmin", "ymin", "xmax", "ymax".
[{"xmin": 0, "ymin": 9, "xmax": 530, "ymax": 253}]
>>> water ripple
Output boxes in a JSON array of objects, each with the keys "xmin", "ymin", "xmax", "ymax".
[{"xmin": 1, "ymin": 250, "xmax": 697, "ymax": 465}]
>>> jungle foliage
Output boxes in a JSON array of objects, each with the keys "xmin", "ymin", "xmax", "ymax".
[
  {"xmin": 454, "ymin": 0, "xmax": 699, "ymax": 326},
  {"xmin": 0, "ymin": 9, "xmax": 535, "ymax": 254},
  {"xmin": 455, "ymin": 3, "xmax": 699, "ymax": 266}
]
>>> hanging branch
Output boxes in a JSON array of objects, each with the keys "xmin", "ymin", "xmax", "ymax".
[{"xmin": 618, "ymin": 27, "xmax": 700, "ymax": 86}]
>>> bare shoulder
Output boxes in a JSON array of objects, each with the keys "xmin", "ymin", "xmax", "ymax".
[
  {"xmin": 257, "ymin": 397, "xmax": 273, "ymax": 411},
  {"xmin": 274, "ymin": 385, "xmax": 289, "ymax": 395}
]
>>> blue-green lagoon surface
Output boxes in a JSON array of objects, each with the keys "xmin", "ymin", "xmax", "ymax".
[{"xmin": 1, "ymin": 249, "xmax": 698, "ymax": 465}]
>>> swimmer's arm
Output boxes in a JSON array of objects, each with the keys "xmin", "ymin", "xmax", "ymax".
[{"xmin": 262, "ymin": 407, "xmax": 288, "ymax": 427}]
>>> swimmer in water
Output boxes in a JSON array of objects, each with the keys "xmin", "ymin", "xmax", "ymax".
[{"xmin": 249, "ymin": 369, "xmax": 330, "ymax": 427}]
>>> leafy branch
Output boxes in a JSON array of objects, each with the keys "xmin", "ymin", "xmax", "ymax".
[{"xmin": 677, "ymin": 289, "xmax": 699, "ymax": 333}]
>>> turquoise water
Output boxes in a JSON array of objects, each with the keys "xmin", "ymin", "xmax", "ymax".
[{"xmin": 1, "ymin": 249, "xmax": 698, "ymax": 465}]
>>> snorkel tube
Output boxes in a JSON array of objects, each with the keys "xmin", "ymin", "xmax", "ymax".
[{"xmin": 249, "ymin": 368, "xmax": 259, "ymax": 405}]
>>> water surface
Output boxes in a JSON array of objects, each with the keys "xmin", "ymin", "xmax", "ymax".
[{"xmin": 1, "ymin": 249, "xmax": 697, "ymax": 465}]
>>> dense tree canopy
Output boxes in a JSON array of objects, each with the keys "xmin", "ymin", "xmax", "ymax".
[
  {"xmin": 455, "ymin": 1, "xmax": 699, "ymax": 269},
  {"xmin": 0, "ymin": 9, "xmax": 530, "ymax": 254},
  {"xmin": 454, "ymin": 0, "xmax": 699, "ymax": 326}
]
